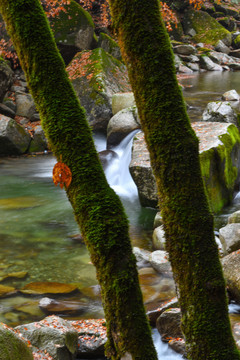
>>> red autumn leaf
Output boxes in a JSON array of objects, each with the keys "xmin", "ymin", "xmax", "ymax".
[{"xmin": 52, "ymin": 160, "xmax": 72, "ymax": 189}]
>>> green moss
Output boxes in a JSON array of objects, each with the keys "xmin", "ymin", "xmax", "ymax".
[
  {"xmin": 234, "ymin": 34, "xmax": 240, "ymax": 48},
  {"xmin": 184, "ymin": 9, "xmax": 232, "ymax": 45},
  {"xmin": 0, "ymin": 324, "xmax": 33, "ymax": 360},
  {"xmin": 98, "ymin": 32, "xmax": 122, "ymax": 60},
  {"xmin": 50, "ymin": 0, "xmax": 94, "ymax": 45}
]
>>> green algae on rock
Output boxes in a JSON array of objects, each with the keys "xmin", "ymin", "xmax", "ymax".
[{"xmin": 20, "ymin": 282, "xmax": 79, "ymax": 295}]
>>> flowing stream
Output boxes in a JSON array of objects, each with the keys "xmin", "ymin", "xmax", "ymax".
[{"xmin": 2, "ymin": 71, "xmax": 240, "ymax": 358}]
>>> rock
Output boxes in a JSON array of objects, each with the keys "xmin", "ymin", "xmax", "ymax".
[
  {"xmin": 50, "ymin": 0, "xmax": 96, "ymax": 63},
  {"xmin": 98, "ymin": 32, "xmax": 122, "ymax": 60},
  {"xmin": 0, "ymin": 103, "xmax": 15, "ymax": 119},
  {"xmin": 132, "ymin": 247, "xmax": 151, "ymax": 268},
  {"xmin": 0, "ymin": 323, "xmax": 33, "ymax": 360},
  {"xmin": 228, "ymin": 63, "xmax": 240, "ymax": 71},
  {"xmin": 149, "ymin": 250, "xmax": 171, "ymax": 274},
  {"xmin": 229, "ymin": 50, "xmax": 240, "ymax": 59},
  {"xmin": 153, "ymin": 212, "xmax": 163, "ymax": 229},
  {"xmin": 130, "ymin": 123, "xmax": 240, "ymax": 213},
  {"xmin": 15, "ymin": 92, "xmax": 35, "ymax": 118},
  {"xmin": 219, "ymin": 224, "xmax": 240, "ymax": 255},
  {"xmin": 20, "ymin": 282, "xmax": 79, "ymax": 295},
  {"xmin": 214, "ymin": 40, "xmax": 230, "ymax": 54},
  {"xmin": 222, "ymin": 90, "xmax": 240, "ymax": 102},
  {"xmin": 67, "ymin": 48, "xmax": 131, "ymax": 133},
  {"xmin": 0, "ymin": 284, "xmax": 16, "ymax": 297},
  {"xmin": 112, "ymin": 92, "xmax": 135, "ymax": 115},
  {"xmin": 0, "ymin": 59, "xmax": 13, "ymax": 103},
  {"xmin": 39, "ymin": 297, "xmax": 88, "ymax": 315},
  {"xmin": 182, "ymin": 9, "xmax": 232, "ymax": 46},
  {"xmin": 178, "ymin": 64, "xmax": 194, "ymax": 73},
  {"xmin": 71, "ymin": 319, "xmax": 107, "ymax": 358},
  {"xmin": 228, "ymin": 210, "xmax": 240, "ymax": 224},
  {"xmin": 222, "ymin": 251, "xmax": 240, "ymax": 302},
  {"xmin": 3, "ymin": 99, "xmax": 17, "ymax": 113},
  {"xmin": 209, "ymin": 51, "xmax": 236, "ymax": 65},
  {"xmin": 0, "ymin": 115, "xmax": 31, "ymax": 156},
  {"xmin": 147, "ymin": 297, "xmax": 179, "ymax": 326},
  {"xmin": 199, "ymin": 56, "xmax": 223, "ymax": 71},
  {"xmin": 15, "ymin": 315, "xmax": 78, "ymax": 360},
  {"xmin": 152, "ymin": 225, "xmax": 166, "ymax": 250},
  {"xmin": 0, "ymin": 196, "xmax": 39, "ymax": 210},
  {"xmin": 156, "ymin": 308, "xmax": 182, "ymax": 340},
  {"xmin": 107, "ymin": 106, "xmax": 140, "ymax": 147},
  {"xmin": 187, "ymin": 62, "xmax": 200, "ymax": 72},
  {"xmin": 168, "ymin": 338, "xmax": 186, "ymax": 355},
  {"xmin": 29, "ymin": 125, "xmax": 48, "ymax": 153},
  {"xmin": 174, "ymin": 44, "xmax": 197, "ymax": 56},
  {"xmin": 202, "ymin": 101, "xmax": 237, "ymax": 125},
  {"xmin": 98, "ymin": 149, "xmax": 118, "ymax": 170},
  {"xmin": 0, "ymin": 271, "xmax": 27, "ymax": 282}
]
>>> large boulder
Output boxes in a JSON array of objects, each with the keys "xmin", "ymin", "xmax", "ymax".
[
  {"xmin": 98, "ymin": 32, "xmax": 122, "ymax": 61},
  {"xmin": 156, "ymin": 308, "xmax": 182, "ymax": 340},
  {"xmin": 130, "ymin": 123, "xmax": 240, "ymax": 213},
  {"xmin": 0, "ymin": 115, "xmax": 31, "ymax": 156},
  {"xmin": 29, "ymin": 125, "xmax": 48, "ymax": 153},
  {"xmin": 219, "ymin": 223, "xmax": 240, "ymax": 256},
  {"xmin": 0, "ymin": 59, "xmax": 13, "ymax": 102},
  {"xmin": 202, "ymin": 101, "xmax": 238, "ymax": 126},
  {"xmin": 107, "ymin": 106, "xmax": 140, "ymax": 147},
  {"xmin": 222, "ymin": 251, "xmax": 240, "ymax": 302},
  {"xmin": 50, "ymin": 0, "xmax": 96, "ymax": 63},
  {"xmin": 15, "ymin": 315, "xmax": 78, "ymax": 360},
  {"xmin": 15, "ymin": 92, "xmax": 35, "ymax": 118},
  {"xmin": 182, "ymin": 9, "xmax": 232, "ymax": 46},
  {"xmin": 199, "ymin": 56, "xmax": 223, "ymax": 71},
  {"xmin": 0, "ymin": 323, "xmax": 33, "ymax": 360},
  {"xmin": 67, "ymin": 48, "xmax": 131, "ymax": 133},
  {"xmin": 112, "ymin": 92, "xmax": 135, "ymax": 115}
]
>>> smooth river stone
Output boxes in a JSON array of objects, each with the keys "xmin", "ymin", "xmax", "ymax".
[
  {"xmin": 0, "ymin": 271, "xmax": 28, "ymax": 282},
  {"xmin": 39, "ymin": 297, "xmax": 88, "ymax": 315},
  {"xmin": 0, "ymin": 284, "xmax": 16, "ymax": 297},
  {"xmin": 20, "ymin": 282, "xmax": 79, "ymax": 295},
  {"xmin": 0, "ymin": 196, "xmax": 40, "ymax": 210}
]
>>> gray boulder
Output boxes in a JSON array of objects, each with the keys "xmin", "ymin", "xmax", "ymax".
[
  {"xmin": 15, "ymin": 92, "xmax": 35, "ymax": 118},
  {"xmin": 174, "ymin": 44, "xmax": 197, "ymax": 56},
  {"xmin": 222, "ymin": 251, "xmax": 240, "ymax": 302},
  {"xmin": 112, "ymin": 92, "xmax": 135, "ymax": 115},
  {"xmin": 228, "ymin": 210, "xmax": 240, "ymax": 224},
  {"xmin": 15, "ymin": 315, "xmax": 78, "ymax": 360},
  {"xmin": 214, "ymin": 40, "xmax": 230, "ymax": 54},
  {"xmin": 149, "ymin": 250, "xmax": 171, "ymax": 274},
  {"xmin": 107, "ymin": 106, "xmax": 140, "ymax": 147},
  {"xmin": 202, "ymin": 101, "xmax": 237, "ymax": 125},
  {"xmin": 0, "ymin": 323, "xmax": 33, "ymax": 360},
  {"xmin": 98, "ymin": 32, "xmax": 122, "ymax": 61},
  {"xmin": 0, "ymin": 115, "xmax": 31, "ymax": 156},
  {"xmin": 199, "ymin": 56, "xmax": 223, "ymax": 71},
  {"xmin": 153, "ymin": 212, "xmax": 163, "ymax": 229},
  {"xmin": 0, "ymin": 60, "xmax": 13, "ymax": 102},
  {"xmin": 68, "ymin": 48, "xmax": 131, "ymax": 133},
  {"xmin": 219, "ymin": 223, "xmax": 240, "ymax": 256},
  {"xmin": 132, "ymin": 247, "xmax": 151, "ymax": 268},
  {"xmin": 222, "ymin": 90, "xmax": 240, "ymax": 102},
  {"xmin": 178, "ymin": 64, "xmax": 194, "ymax": 73}
]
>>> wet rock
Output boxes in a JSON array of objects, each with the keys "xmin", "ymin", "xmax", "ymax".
[
  {"xmin": 214, "ymin": 40, "xmax": 230, "ymax": 54},
  {"xmin": 228, "ymin": 210, "xmax": 240, "ymax": 224},
  {"xmin": 111, "ymin": 92, "xmax": 135, "ymax": 115},
  {"xmin": 156, "ymin": 308, "xmax": 182, "ymax": 341},
  {"xmin": 149, "ymin": 250, "xmax": 171, "ymax": 274},
  {"xmin": 152, "ymin": 226, "xmax": 166, "ymax": 250},
  {"xmin": 199, "ymin": 56, "xmax": 223, "ymax": 71},
  {"xmin": 147, "ymin": 297, "xmax": 179, "ymax": 326},
  {"xmin": 0, "ymin": 271, "xmax": 28, "ymax": 282},
  {"xmin": 229, "ymin": 49, "xmax": 240, "ymax": 59},
  {"xmin": 0, "ymin": 196, "xmax": 39, "ymax": 210},
  {"xmin": 98, "ymin": 149, "xmax": 118, "ymax": 170},
  {"xmin": 228, "ymin": 63, "xmax": 240, "ymax": 71},
  {"xmin": 202, "ymin": 101, "xmax": 237, "ymax": 125},
  {"xmin": 68, "ymin": 48, "xmax": 131, "ymax": 133},
  {"xmin": 222, "ymin": 251, "xmax": 240, "ymax": 302},
  {"xmin": 15, "ymin": 315, "xmax": 78, "ymax": 360},
  {"xmin": 20, "ymin": 282, "xmax": 79, "ymax": 296},
  {"xmin": 222, "ymin": 90, "xmax": 240, "ymax": 102},
  {"xmin": 178, "ymin": 64, "xmax": 194, "ymax": 73},
  {"xmin": 187, "ymin": 62, "xmax": 200, "ymax": 72},
  {"xmin": 70, "ymin": 319, "xmax": 107, "ymax": 358},
  {"xmin": 132, "ymin": 247, "xmax": 151, "ymax": 268},
  {"xmin": 0, "ymin": 115, "xmax": 31, "ymax": 156},
  {"xmin": 39, "ymin": 297, "xmax": 88, "ymax": 315},
  {"xmin": 0, "ymin": 284, "xmax": 16, "ymax": 297},
  {"xmin": 168, "ymin": 338, "xmax": 186, "ymax": 355},
  {"xmin": 153, "ymin": 212, "xmax": 163, "ymax": 229},
  {"xmin": 107, "ymin": 106, "xmax": 140, "ymax": 147},
  {"xmin": 0, "ymin": 323, "xmax": 34, "ymax": 360},
  {"xmin": 219, "ymin": 223, "xmax": 240, "ymax": 255}
]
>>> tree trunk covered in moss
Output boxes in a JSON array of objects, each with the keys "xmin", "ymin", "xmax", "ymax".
[
  {"xmin": 108, "ymin": 0, "xmax": 240, "ymax": 359},
  {"xmin": 0, "ymin": 1, "xmax": 158, "ymax": 359}
]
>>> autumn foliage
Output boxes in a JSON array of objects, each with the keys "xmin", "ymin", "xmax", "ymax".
[{"xmin": 53, "ymin": 158, "xmax": 72, "ymax": 189}]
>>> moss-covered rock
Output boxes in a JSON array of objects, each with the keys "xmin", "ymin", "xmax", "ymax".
[
  {"xmin": 234, "ymin": 34, "xmax": 240, "ymax": 49},
  {"xmin": 182, "ymin": 9, "xmax": 232, "ymax": 46},
  {"xmin": 67, "ymin": 48, "xmax": 131, "ymax": 132},
  {"xmin": 20, "ymin": 282, "xmax": 79, "ymax": 295},
  {"xmin": 0, "ymin": 58, "xmax": 13, "ymax": 102},
  {"xmin": 98, "ymin": 32, "xmax": 122, "ymax": 60},
  {"xmin": 0, "ymin": 323, "xmax": 33, "ymax": 360},
  {"xmin": 130, "ymin": 122, "xmax": 240, "ymax": 213}
]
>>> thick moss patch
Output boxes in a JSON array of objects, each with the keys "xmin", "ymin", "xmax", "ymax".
[{"xmin": 183, "ymin": 9, "xmax": 232, "ymax": 46}]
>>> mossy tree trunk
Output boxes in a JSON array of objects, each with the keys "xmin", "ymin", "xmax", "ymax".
[
  {"xmin": 108, "ymin": 0, "xmax": 240, "ymax": 359},
  {"xmin": 0, "ymin": 1, "xmax": 158, "ymax": 359}
]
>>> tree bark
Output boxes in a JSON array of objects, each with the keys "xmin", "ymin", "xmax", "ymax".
[
  {"xmin": 0, "ymin": 1, "xmax": 158, "ymax": 359},
  {"xmin": 108, "ymin": 0, "xmax": 240, "ymax": 359}
]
